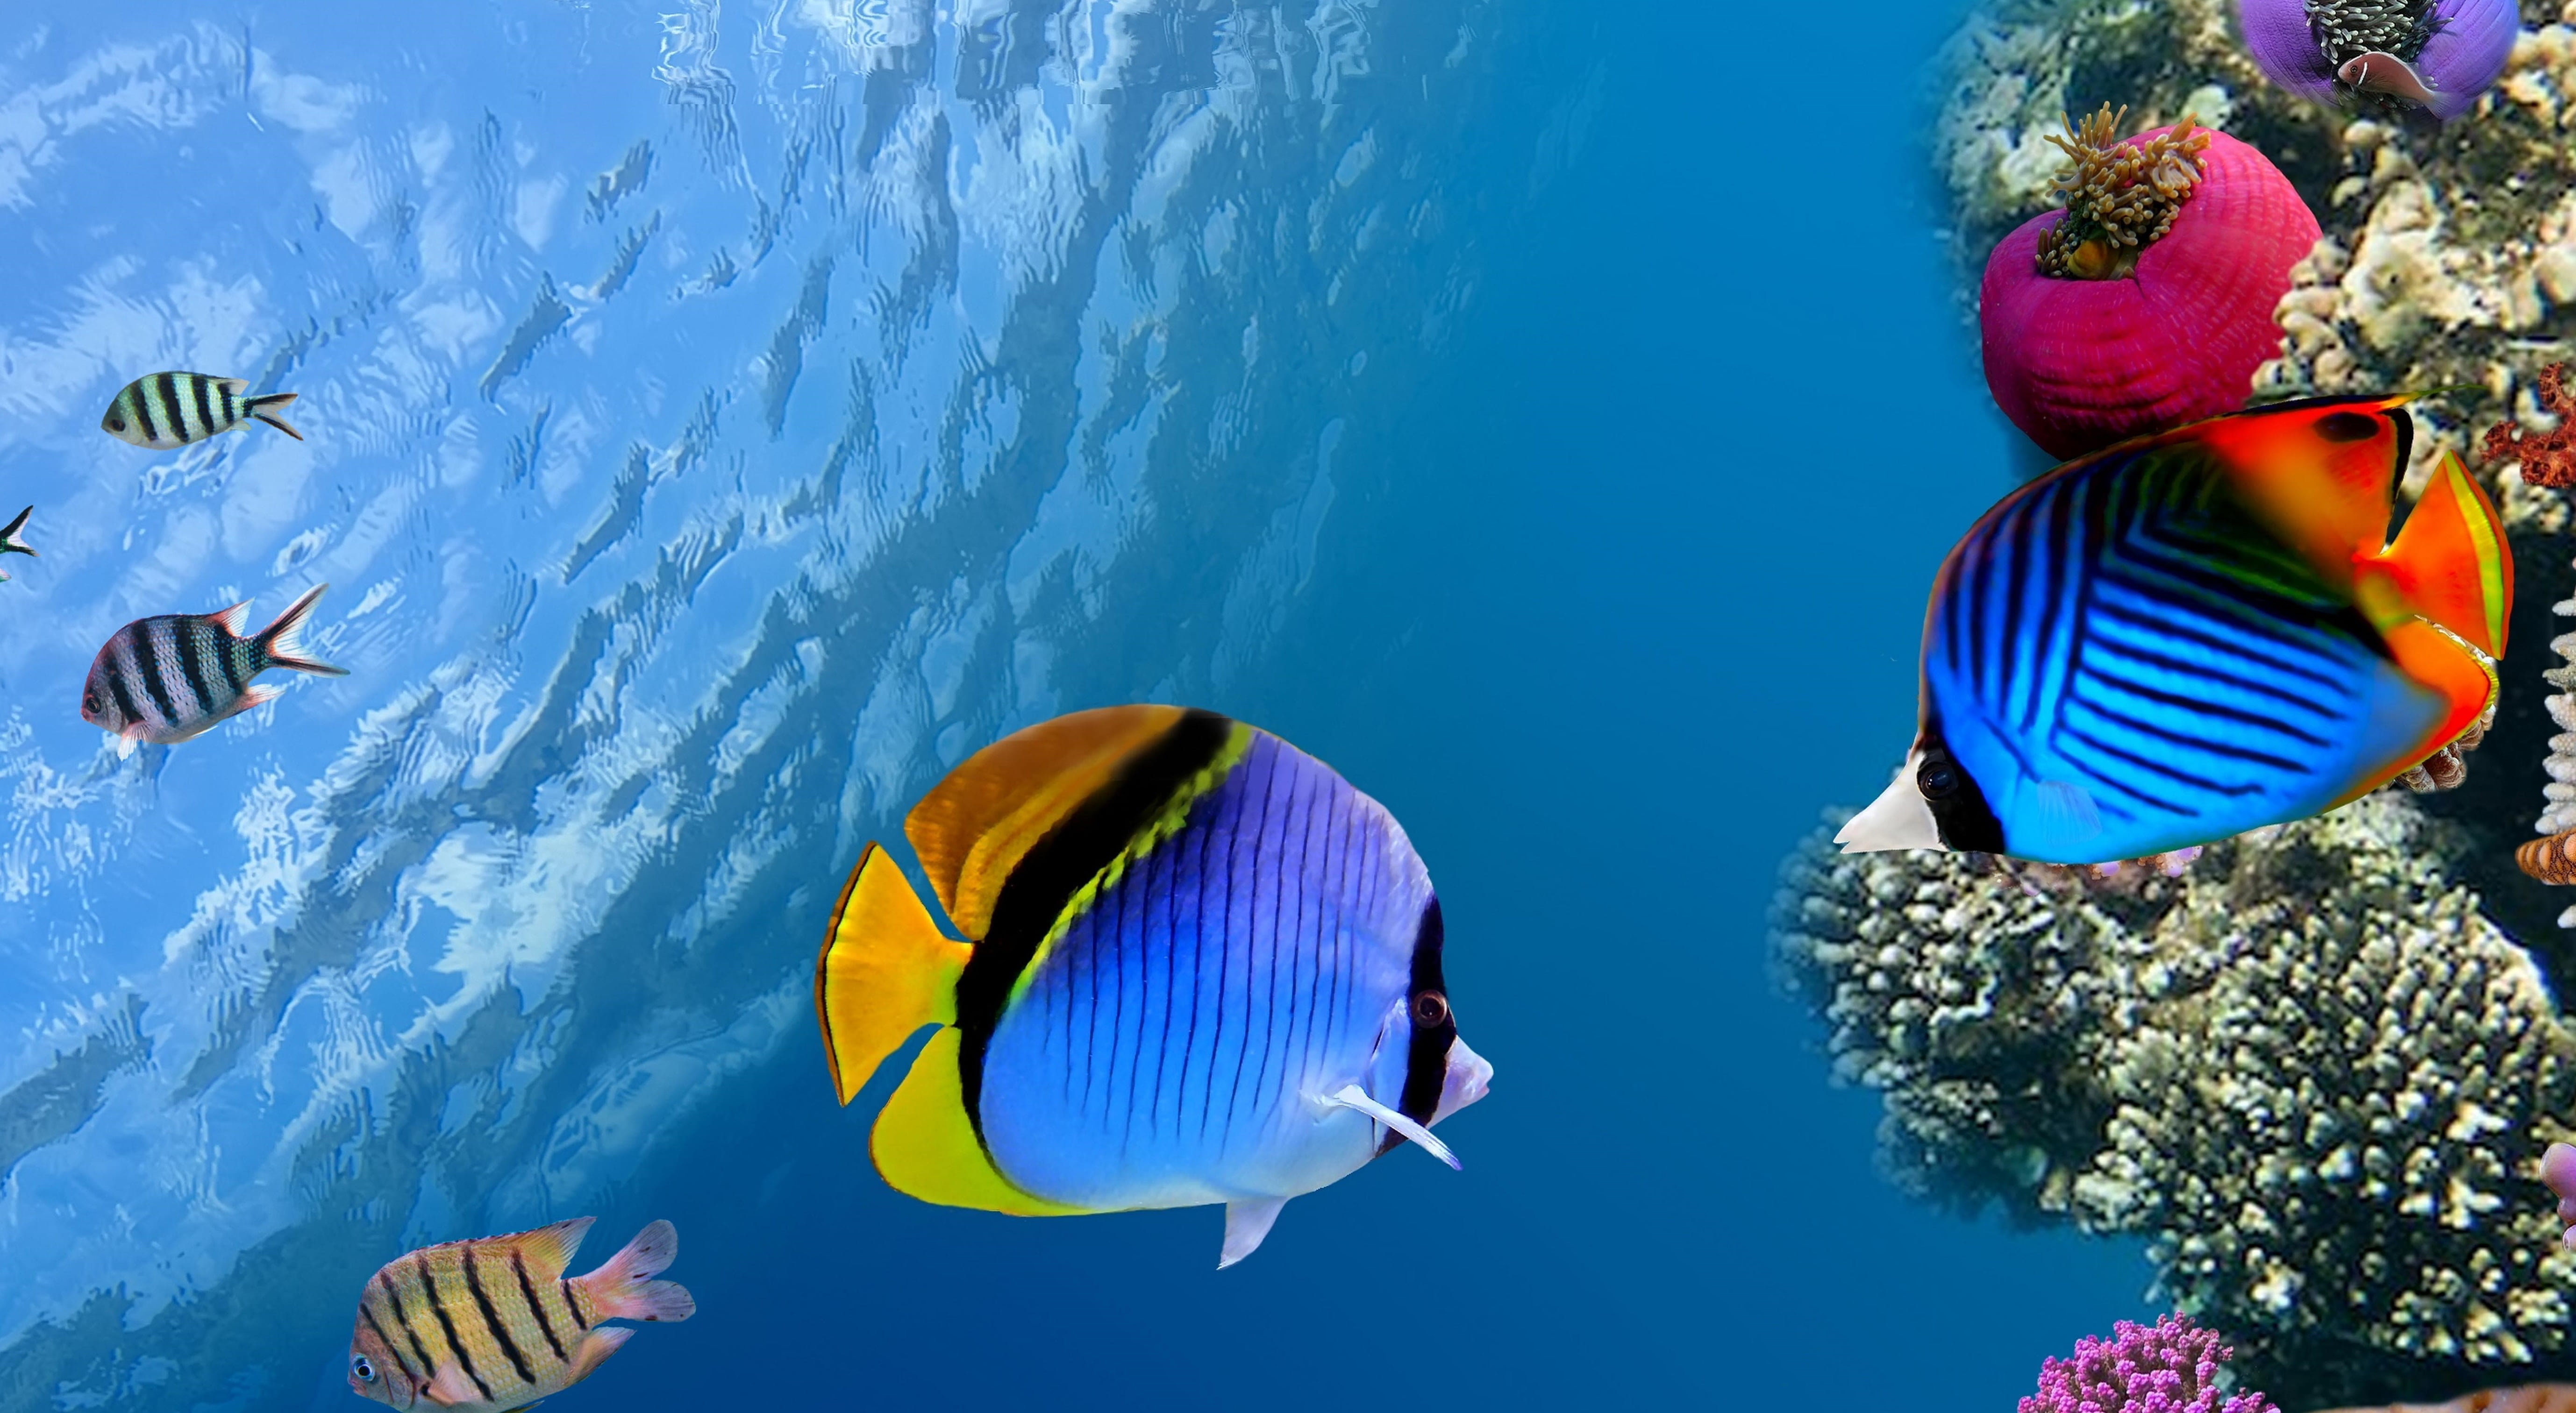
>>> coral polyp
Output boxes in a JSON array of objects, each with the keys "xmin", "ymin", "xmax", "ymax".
[{"xmin": 2035, "ymin": 106, "xmax": 2212, "ymax": 281}]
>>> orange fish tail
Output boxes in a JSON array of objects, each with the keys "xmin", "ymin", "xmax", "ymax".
[
  {"xmin": 573, "ymin": 1219, "xmax": 695, "ymax": 1322},
  {"xmin": 2362, "ymin": 449, "xmax": 2513, "ymax": 657},
  {"xmin": 2328, "ymin": 619, "xmax": 2498, "ymax": 809}
]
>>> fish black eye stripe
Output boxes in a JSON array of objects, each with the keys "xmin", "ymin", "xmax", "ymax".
[
  {"xmin": 418, "ymin": 1253, "xmax": 496, "ymax": 1404},
  {"xmin": 464, "ymin": 1247, "xmax": 537, "ymax": 1385},
  {"xmin": 1392, "ymin": 897, "xmax": 1453, "ymax": 1142},
  {"xmin": 952, "ymin": 708, "xmax": 1238, "ymax": 1138}
]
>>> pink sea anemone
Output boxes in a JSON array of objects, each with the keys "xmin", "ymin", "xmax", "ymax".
[{"xmin": 1981, "ymin": 109, "xmax": 2321, "ymax": 459}]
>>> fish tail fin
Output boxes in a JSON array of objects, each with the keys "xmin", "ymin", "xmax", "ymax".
[
  {"xmin": 245, "ymin": 391, "xmax": 303, "ymax": 440},
  {"xmin": 2332, "ymin": 618, "xmax": 2498, "ymax": 807},
  {"xmin": 814, "ymin": 842, "xmax": 972, "ymax": 1105},
  {"xmin": 0, "ymin": 506, "xmax": 36, "ymax": 558},
  {"xmin": 252, "ymin": 583, "xmax": 349, "ymax": 676},
  {"xmin": 572, "ymin": 1220, "xmax": 695, "ymax": 1323},
  {"xmin": 2363, "ymin": 449, "xmax": 2513, "ymax": 657}
]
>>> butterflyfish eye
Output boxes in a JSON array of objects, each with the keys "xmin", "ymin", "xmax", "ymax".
[
  {"xmin": 2314, "ymin": 411, "xmax": 2378, "ymax": 443},
  {"xmin": 353, "ymin": 1356, "xmax": 376, "ymax": 1383},
  {"xmin": 1917, "ymin": 759, "xmax": 1961, "ymax": 800},
  {"xmin": 1411, "ymin": 991, "xmax": 1449, "ymax": 1028}
]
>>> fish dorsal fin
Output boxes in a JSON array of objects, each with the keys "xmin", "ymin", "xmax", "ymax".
[
  {"xmin": 208, "ymin": 601, "xmax": 250, "ymax": 637},
  {"xmin": 2362, "ymin": 448, "xmax": 2512, "ymax": 657},
  {"xmin": 2187, "ymin": 394, "xmax": 2420, "ymax": 592},
  {"xmin": 216, "ymin": 377, "xmax": 248, "ymax": 395},
  {"xmin": 904, "ymin": 705, "xmax": 1188, "ymax": 940},
  {"xmin": 512, "ymin": 1216, "xmax": 596, "ymax": 1277},
  {"xmin": 1323, "ymin": 1085, "xmax": 1462, "ymax": 1170},
  {"xmin": 1220, "ymin": 1197, "xmax": 1288, "ymax": 1269},
  {"xmin": 813, "ymin": 842, "xmax": 970, "ymax": 1105},
  {"xmin": 870, "ymin": 1028, "xmax": 1089, "ymax": 1216}
]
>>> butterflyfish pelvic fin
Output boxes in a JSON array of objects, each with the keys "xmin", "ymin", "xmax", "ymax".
[
  {"xmin": 1219, "ymin": 1197, "xmax": 1289, "ymax": 1269},
  {"xmin": 2031, "ymin": 780, "xmax": 2102, "ymax": 842},
  {"xmin": 871, "ymin": 1027, "xmax": 1089, "ymax": 1216},
  {"xmin": 813, "ymin": 842, "xmax": 971, "ymax": 1106},
  {"xmin": 1323, "ymin": 1085, "xmax": 1461, "ymax": 1170},
  {"xmin": 2361, "ymin": 449, "xmax": 2513, "ymax": 658},
  {"xmin": 902, "ymin": 705, "xmax": 1188, "ymax": 939}
]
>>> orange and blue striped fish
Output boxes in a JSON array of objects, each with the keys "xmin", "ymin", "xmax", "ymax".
[
  {"xmin": 346, "ymin": 1218, "xmax": 693, "ymax": 1412},
  {"xmin": 815, "ymin": 705, "xmax": 1493, "ymax": 1268},
  {"xmin": 1837, "ymin": 393, "xmax": 2512, "ymax": 865}
]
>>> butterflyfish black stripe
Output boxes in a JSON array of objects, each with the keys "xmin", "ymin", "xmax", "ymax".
[
  {"xmin": 417, "ymin": 1254, "xmax": 495, "ymax": 1404},
  {"xmin": 2074, "ymin": 663, "xmax": 2334, "ymax": 749},
  {"xmin": 511, "ymin": 1250, "xmax": 568, "ymax": 1364},
  {"xmin": 1994, "ymin": 488, "xmax": 2041, "ymax": 721},
  {"xmin": 561, "ymin": 1279, "xmax": 592, "ymax": 1330},
  {"xmin": 361, "ymin": 1296, "xmax": 424, "ymax": 1385},
  {"xmin": 464, "ymin": 1247, "xmax": 536, "ymax": 1385},
  {"xmin": 156, "ymin": 374, "xmax": 186, "ymax": 442},
  {"xmin": 2060, "ymin": 724, "xmax": 2263, "ymax": 798},
  {"xmin": 2063, "ymin": 686, "xmax": 2314, "ymax": 772},
  {"xmin": 189, "ymin": 375, "xmax": 215, "ymax": 440},
  {"xmin": 2085, "ymin": 624, "xmax": 2345, "ymax": 717},
  {"xmin": 953, "ymin": 708, "xmax": 1237, "ymax": 1138},
  {"xmin": 129, "ymin": 627, "xmax": 181, "ymax": 724},
  {"xmin": 2085, "ymin": 597, "xmax": 2353, "ymax": 691},
  {"xmin": 376, "ymin": 1272, "xmax": 442, "ymax": 1391}
]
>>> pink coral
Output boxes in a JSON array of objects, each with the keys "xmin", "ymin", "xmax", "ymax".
[{"xmin": 2019, "ymin": 1314, "xmax": 2278, "ymax": 1413}]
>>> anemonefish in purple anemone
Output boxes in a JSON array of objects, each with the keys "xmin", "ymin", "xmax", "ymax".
[
  {"xmin": 1838, "ymin": 394, "xmax": 2511, "ymax": 866},
  {"xmin": 814, "ymin": 705, "xmax": 1491, "ymax": 1268}
]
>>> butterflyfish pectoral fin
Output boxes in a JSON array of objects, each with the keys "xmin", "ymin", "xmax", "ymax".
[
  {"xmin": 872, "ymin": 1027, "xmax": 1090, "ymax": 1216},
  {"xmin": 2031, "ymin": 780, "xmax": 2102, "ymax": 841},
  {"xmin": 1323, "ymin": 1085, "xmax": 1461, "ymax": 1170},
  {"xmin": 2361, "ymin": 449, "xmax": 2513, "ymax": 658},
  {"xmin": 814, "ymin": 842, "xmax": 972, "ymax": 1106},
  {"xmin": 901, "ymin": 705, "xmax": 1189, "ymax": 939},
  {"xmin": 1220, "ymin": 1197, "xmax": 1289, "ymax": 1269}
]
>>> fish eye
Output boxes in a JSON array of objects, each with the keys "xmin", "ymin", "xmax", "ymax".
[
  {"xmin": 1917, "ymin": 758, "xmax": 1961, "ymax": 801},
  {"xmin": 352, "ymin": 1356, "xmax": 376, "ymax": 1383},
  {"xmin": 105, "ymin": 414, "xmax": 124, "ymax": 431},
  {"xmin": 2314, "ymin": 411, "xmax": 2379, "ymax": 443},
  {"xmin": 1411, "ymin": 990, "xmax": 1449, "ymax": 1028}
]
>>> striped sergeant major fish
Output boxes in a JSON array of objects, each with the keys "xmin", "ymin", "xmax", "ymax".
[
  {"xmin": 80, "ymin": 584, "xmax": 348, "ymax": 757},
  {"xmin": 347, "ymin": 1218, "xmax": 694, "ymax": 1412},
  {"xmin": 100, "ymin": 371, "xmax": 302, "ymax": 448},
  {"xmin": 0, "ymin": 506, "xmax": 33, "ymax": 582},
  {"xmin": 1837, "ymin": 393, "xmax": 2512, "ymax": 866},
  {"xmin": 815, "ymin": 705, "xmax": 1493, "ymax": 1268}
]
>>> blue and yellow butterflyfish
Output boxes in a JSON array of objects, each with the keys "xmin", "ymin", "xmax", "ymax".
[
  {"xmin": 814, "ymin": 705, "xmax": 1492, "ymax": 1266},
  {"xmin": 1837, "ymin": 393, "xmax": 2512, "ymax": 865}
]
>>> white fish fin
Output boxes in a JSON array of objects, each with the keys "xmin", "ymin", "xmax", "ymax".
[
  {"xmin": 111, "ymin": 731, "xmax": 137, "ymax": 761},
  {"xmin": 209, "ymin": 600, "xmax": 250, "ymax": 637},
  {"xmin": 1324, "ymin": 1085, "xmax": 1461, "ymax": 1170},
  {"xmin": 2031, "ymin": 780, "xmax": 2102, "ymax": 841},
  {"xmin": 1219, "ymin": 1197, "xmax": 1288, "ymax": 1270}
]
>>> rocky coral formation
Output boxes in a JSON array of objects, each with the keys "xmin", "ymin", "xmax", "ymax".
[{"xmin": 1775, "ymin": 797, "xmax": 2576, "ymax": 1407}]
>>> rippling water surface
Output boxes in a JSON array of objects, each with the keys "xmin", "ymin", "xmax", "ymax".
[{"xmin": 0, "ymin": 3, "xmax": 1585, "ymax": 1405}]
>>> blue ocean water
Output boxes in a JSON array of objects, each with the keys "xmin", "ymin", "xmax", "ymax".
[{"xmin": 0, "ymin": 2, "xmax": 2161, "ymax": 1409}]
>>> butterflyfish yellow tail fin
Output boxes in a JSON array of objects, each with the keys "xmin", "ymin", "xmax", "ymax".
[
  {"xmin": 872, "ymin": 1028, "xmax": 1090, "ymax": 1216},
  {"xmin": 813, "ymin": 843, "xmax": 971, "ymax": 1106},
  {"xmin": 904, "ymin": 705, "xmax": 1188, "ymax": 938},
  {"xmin": 2362, "ymin": 449, "xmax": 2513, "ymax": 658},
  {"xmin": 2327, "ymin": 619, "xmax": 2498, "ymax": 809}
]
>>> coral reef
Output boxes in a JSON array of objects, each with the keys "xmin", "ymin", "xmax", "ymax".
[
  {"xmin": 1774, "ymin": 795, "xmax": 2576, "ymax": 1407},
  {"xmin": 2020, "ymin": 1313, "xmax": 2278, "ymax": 1413},
  {"xmin": 2310, "ymin": 1386, "xmax": 2576, "ymax": 1412},
  {"xmin": 2483, "ymin": 365, "xmax": 2576, "ymax": 490}
]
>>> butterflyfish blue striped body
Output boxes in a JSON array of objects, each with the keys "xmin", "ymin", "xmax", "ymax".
[
  {"xmin": 1837, "ymin": 394, "xmax": 2512, "ymax": 865},
  {"xmin": 813, "ymin": 706, "xmax": 1491, "ymax": 1267}
]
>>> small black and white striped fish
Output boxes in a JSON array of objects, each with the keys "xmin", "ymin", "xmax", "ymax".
[
  {"xmin": 80, "ymin": 584, "xmax": 347, "ymax": 756},
  {"xmin": 100, "ymin": 371, "xmax": 302, "ymax": 449}
]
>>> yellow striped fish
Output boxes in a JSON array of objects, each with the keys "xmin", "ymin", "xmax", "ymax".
[{"xmin": 345, "ymin": 1218, "xmax": 693, "ymax": 1412}]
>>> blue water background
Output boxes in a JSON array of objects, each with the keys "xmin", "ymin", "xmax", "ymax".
[{"xmin": 0, "ymin": 1, "xmax": 2155, "ymax": 1409}]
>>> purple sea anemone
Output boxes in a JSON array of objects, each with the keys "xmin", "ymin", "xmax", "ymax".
[
  {"xmin": 2019, "ymin": 1313, "xmax": 2279, "ymax": 1413},
  {"xmin": 2236, "ymin": 0, "xmax": 2518, "ymax": 123}
]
